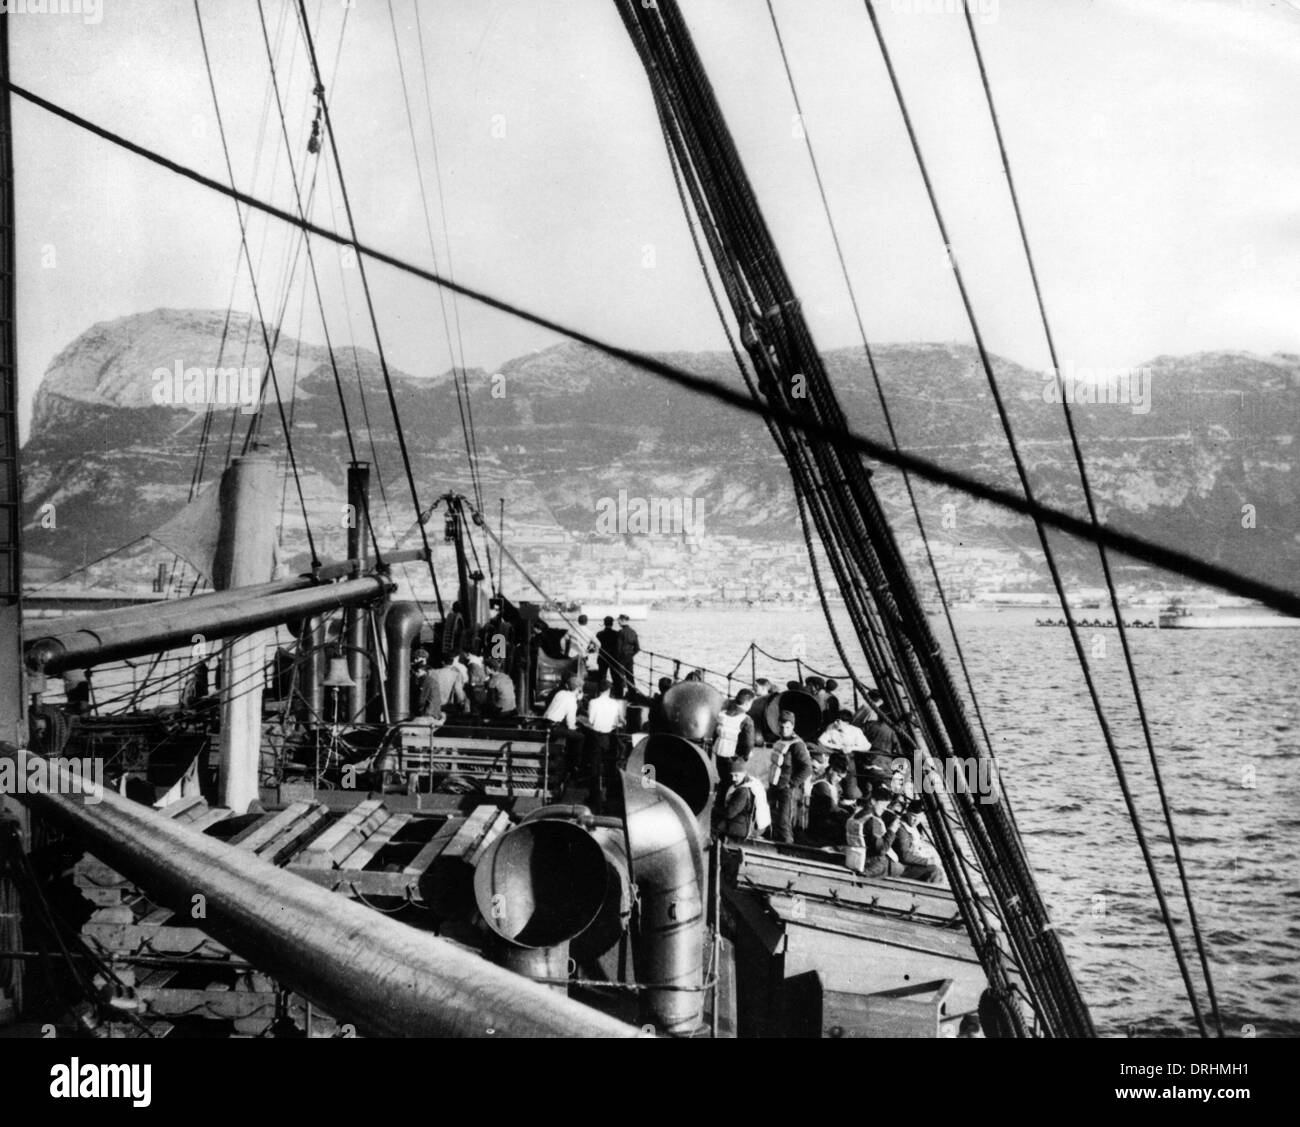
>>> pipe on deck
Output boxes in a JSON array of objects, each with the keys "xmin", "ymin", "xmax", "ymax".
[
  {"xmin": 621, "ymin": 768, "xmax": 707, "ymax": 1035},
  {"xmin": 345, "ymin": 463, "xmax": 370, "ymax": 722},
  {"xmin": 0, "ymin": 747, "xmax": 640, "ymax": 1038},
  {"xmin": 473, "ymin": 817, "xmax": 609, "ymax": 995},
  {"xmin": 626, "ymin": 734, "xmax": 717, "ymax": 845},
  {"xmin": 383, "ymin": 601, "xmax": 425, "ymax": 721}
]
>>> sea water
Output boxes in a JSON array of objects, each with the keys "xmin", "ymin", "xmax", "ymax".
[{"xmin": 636, "ymin": 606, "xmax": 1300, "ymax": 1038}]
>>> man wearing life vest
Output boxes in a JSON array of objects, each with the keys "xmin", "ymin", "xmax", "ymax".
[
  {"xmin": 767, "ymin": 710, "xmax": 812, "ymax": 844},
  {"xmin": 894, "ymin": 798, "xmax": 944, "ymax": 883},
  {"xmin": 721, "ymin": 757, "xmax": 770, "ymax": 842},
  {"xmin": 845, "ymin": 785, "xmax": 904, "ymax": 877},
  {"xmin": 712, "ymin": 690, "xmax": 756, "ymax": 775}
]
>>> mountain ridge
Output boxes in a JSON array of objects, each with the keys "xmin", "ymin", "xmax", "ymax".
[{"xmin": 20, "ymin": 309, "xmax": 1300, "ymax": 597}]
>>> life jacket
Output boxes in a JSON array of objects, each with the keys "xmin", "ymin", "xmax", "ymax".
[
  {"xmin": 896, "ymin": 821, "xmax": 939, "ymax": 866},
  {"xmin": 845, "ymin": 810, "xmax": 868, "ymax": 851},
  {"xmin": 769, "ymin": 737, "xmax": 798, "ymax": 787},
  {"xmin": 714, "ymin": 710, "xmax": 745, "ymax": 758},
  {"xmin": 749, "ymin": 777, "xmax": 772, "ymax": 834},
  {"xmin": 724, "ymin": 776, "xmax": 770, "ymax": 838}
]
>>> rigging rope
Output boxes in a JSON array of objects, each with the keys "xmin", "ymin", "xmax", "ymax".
[
  {"xmin": 863, "ymin": 0, "xmax": 1207, "ymax": 1035},
  {"xmin": 10, "ymin": 81, "xmax": 1300, "ymax": 620},
  {"xmin": 291, "ymin": 0, "xmax": 443, "ymax": 617},
  {"xmin": 765, "ymin": 0, "xmax": 1002, "ymax": 773},
  {"xmin": 252, "ymin": 0, "xmax": 384, "ymax": 567},
  {"xmin": 386, "ymin": 0, "xmax": 484, "ymax": 516},
  {"xmin": 619, "ymin": 0, "xmax": 1073, "ymax": 1033},
  {"xmin": 192, "ymin": 0, "xmax": 320, "ymax": 570},
  {"xmin": 411, "ymin": 0, "xmax": 485, "ymax": 520},
  {"xmin": 961, "ymin": 5, "xmax": 1223, "ymax": 1037}
]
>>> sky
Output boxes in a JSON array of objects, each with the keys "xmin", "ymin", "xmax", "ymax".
[{"xmin": 10, "ymin": 0, "xmax": 1300, "ymax": 441}]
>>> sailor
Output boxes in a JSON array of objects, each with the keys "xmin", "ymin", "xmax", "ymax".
[
  {"xmin": 595, "ymin": 616, "xmax": 621, "ymax": 691},
  {"xmin": 767, "ymin": 710, "xmax": 812, "ymax": 845},
  {"xmin": 712, "ymin": 691, "xmax": 756, "ymax": 767},
  {"xmin": 844, "ymin": 785, "xmax": 904, "ymax": 877},
  {"xmin": 411, "ymin": 649, "xmax": 445, "ymax": 726},
  {"xmin": 544, "ymin": 673, "xmax": 585, "ymax": 787},
  {"xmin": 800, "ymin": 746, "xmax": 830, "ymax": 834},
  {"xmin": 721, "ymin": 757, "xmax": 770, "ymax": 843},
  {"xmin": 428, "ymin": 653, "xmax": 468, "ymax": 715},
  {"xmin": 543, "ymin": 672, "xmax": 583, "ymax": 731},
  {"xmin": 647, "ymin": 676, "xmax": 675, "ymax": 731},
  {"xmin": 894, "ymin": 798, "xmax": 944, "ymax": 884},
  {"xmin": 459, "ymin": 650, "xmax": 486, "ymax": 712},
  {"xmin": 817, "ymin": 711, "xmax": 871, "ymax": 800},
  {"xmin": 806, "ymin": 754, "xmax": 849, "ymax": 846},
  {"xmin": 581, "ymin": 679, "xmax": 623, "ymax": 808},
  {"xmin": 483, "ymin": 658, "xmax": 517, "ymax": 720},
  {"xmin": 855, "ymin": 693, "xmax": 900, "ymax": 758},
  {"xmin": 856, "ymin": 694, "xmax": 909, "ymax": 791},
  {"xmin": 822, "ymin": 678, "xmax": 841, "ymax": 718},
  {"xmin": 615, "ymin": 614, "xmax": 640, "ymax": 698}
]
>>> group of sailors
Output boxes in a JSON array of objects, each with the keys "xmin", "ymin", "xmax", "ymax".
[
  {"xmin": 412, "ymin": 637, "xmax": 944, "ymax": 883},
  {"xmin": 564, "ymin": 614, "xmax": 640, "ymax": 698},
  {"xmin": 712, "ymin": 678, "xmax": 944, "ymax": 884},
  {"xmin": 408, "ymin": 648, "xmax": 518, "ymax": 723}
]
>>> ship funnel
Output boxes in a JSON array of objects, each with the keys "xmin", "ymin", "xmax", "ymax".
[
  {"xmin": 620, "ymin": 768, "xmax": 707, "ymax": 1036},
  {"xmin": 655, "ymin": 680, "xmax": 725, "ymax": 741},
  {"xmin": 626, "ymin": 733, "xmax": 717, "ymax": 843},
  {"xmin": 473, "ymin": 818, "xmax": 609, "ymax": 991}
]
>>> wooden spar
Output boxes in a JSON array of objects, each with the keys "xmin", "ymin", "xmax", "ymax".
[
  {"xmin": 23, "ymin": 576, "xmax": 391, "ymax": 677},
  {"xmin": 0, "ymin": 747, "xmax": 642, "ymax": 1038}
]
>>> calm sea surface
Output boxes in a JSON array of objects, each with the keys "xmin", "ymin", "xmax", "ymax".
[{"xmin": 634, "ymin": 607, "xmax": 1300, "ymax": 1038}]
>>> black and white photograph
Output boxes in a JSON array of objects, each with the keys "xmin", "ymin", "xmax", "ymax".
[{"xmin": 0, "ymin": 0, "xmax": 1294, "ymax": 1095}]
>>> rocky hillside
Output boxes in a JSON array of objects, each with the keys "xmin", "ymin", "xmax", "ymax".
[{"xmin": 20, "ymin": 308, "xmax": 1300, "ymax": 593}]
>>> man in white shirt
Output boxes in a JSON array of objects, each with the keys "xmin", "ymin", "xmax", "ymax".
[
  {"xmin": 817, "ymin": 716, "xmax": 871, "ymax": 754},
  {"xmin": 544, "ymin": 673, "xmax": 583, "ymax": 730},
  {"xmin": 451, "ymin": 652, "xmax": 470, "ymax": 695},
  {"xmin": 817, "ymin": 713, "xmax": 872, "ymax": 801},
  {"xmin": 580, "ymin": 680, "xmax": 622, "ymax": 810},
  {"xmin": 584, "ymin": 681, "xmax": 622, "ymax": 734}
]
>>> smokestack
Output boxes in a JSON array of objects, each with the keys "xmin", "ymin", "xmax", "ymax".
[{"xmin": 214, "ymin": 452, "xmax": 278, "ymax": 813}]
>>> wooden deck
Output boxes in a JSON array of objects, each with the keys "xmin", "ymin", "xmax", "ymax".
[{"xmin": 71, "ymin": 790, "xmax": 514, "ymax": 1036}]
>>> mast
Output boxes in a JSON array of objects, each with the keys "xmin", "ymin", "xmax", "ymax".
[
  {"xmin": 0, "ymin": 9, "xmax": 22, "ymax": 752},
  {"xmin": 614, "ymin": 0, "xmax": 1094, "ymax": 1036},
  {"xmin": 0, "ymin": 9, "xmax": 28, "ymax": 1021}
]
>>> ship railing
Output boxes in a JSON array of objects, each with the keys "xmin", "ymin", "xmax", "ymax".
[{"xmin": 627, "ymin": 642, "xmax": 862, "ymax": 709}]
